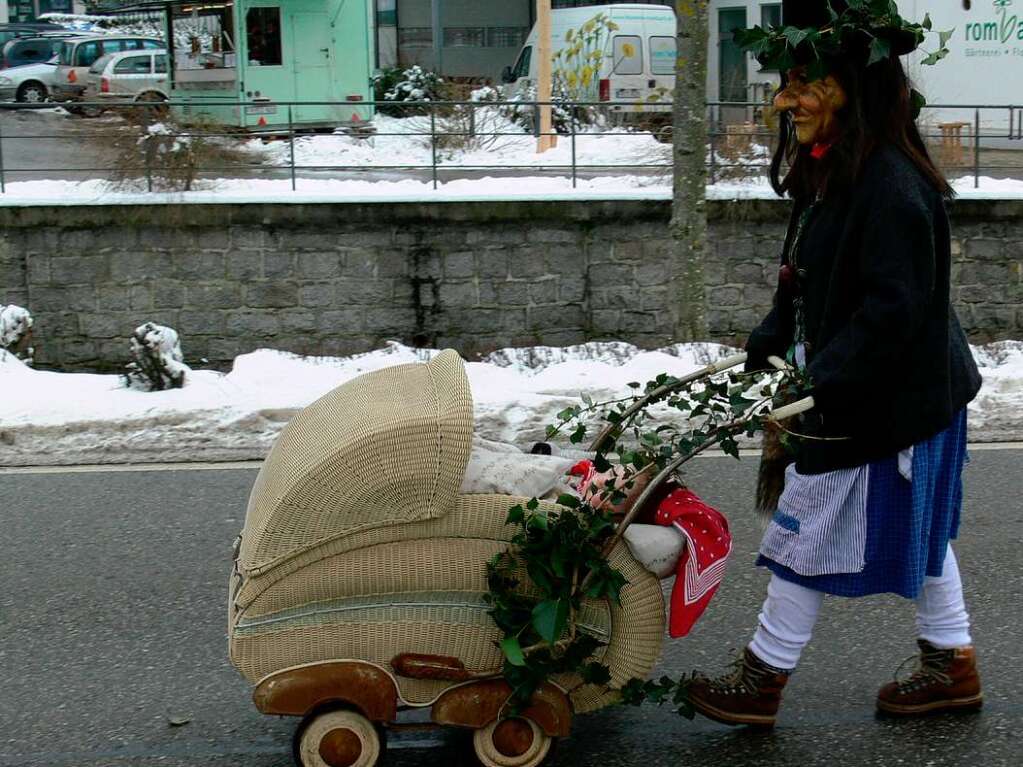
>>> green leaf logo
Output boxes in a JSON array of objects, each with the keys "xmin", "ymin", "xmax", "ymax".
[{"xmin": 1000, "ymin": 9, "xmax": 1018, "ymax": 42}]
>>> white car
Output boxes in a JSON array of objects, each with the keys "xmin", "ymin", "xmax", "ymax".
[{"xmin": 0, "ymin": 55, "xmax": 60, "ymax": 102}]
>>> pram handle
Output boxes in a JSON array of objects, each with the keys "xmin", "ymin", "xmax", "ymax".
[
  {"xmin": 764, "ymin": 355, "xmax": 815, "ymax": 420},
  {"xmin": 592, "ymin": 353, "xmax": 815, "ymax": 560}
]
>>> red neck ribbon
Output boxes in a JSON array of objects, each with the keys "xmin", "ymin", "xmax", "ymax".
[{"xmin": 810, "ymin": 141, "xmax": 834, "ymax": 160}]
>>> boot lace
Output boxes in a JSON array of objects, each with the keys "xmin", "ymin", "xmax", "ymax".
[
  {"xmin": 708, "ymin": 651, "xmax": 774, "ymax": 695},
  {"xmin": 893, "ymin": 646, "xmax": 954, "ymax": 693}
]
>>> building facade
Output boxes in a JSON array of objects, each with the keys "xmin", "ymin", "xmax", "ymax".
[
  {"xmin": 5, "ymin": 0, "xmax": 81, "ymax": 23},
  {"xmin": 376, "ymin": 0, "xmax": 671, "ymax": 80}
]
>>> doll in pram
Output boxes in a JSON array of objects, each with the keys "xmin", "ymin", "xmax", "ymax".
[{"xmin": 228, "ymin": 349, "xmax": 809, "ymax": 767}]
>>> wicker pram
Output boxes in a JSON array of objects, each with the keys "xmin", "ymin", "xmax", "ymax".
[{"xmin": 228, "ymin": 350, "xmax": 666, "ymax": 767}]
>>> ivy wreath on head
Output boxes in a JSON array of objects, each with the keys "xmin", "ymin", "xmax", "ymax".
[{"xmin": 734, "ymin": 0, "xmax": 954, "ymax": 116}]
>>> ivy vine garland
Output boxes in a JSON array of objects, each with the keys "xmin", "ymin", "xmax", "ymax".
[
  {"xmin": 485, "ymin": 362, "xmax": 811, "ymax": 715},
  {"xmin": 733, "ymin": 0, "xmax": 952, "ymax": 115}
]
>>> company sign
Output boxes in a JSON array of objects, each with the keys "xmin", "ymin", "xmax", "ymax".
[{"xmin": 964, "ymin": 0, "xmax": 1023, "ymax": 58}]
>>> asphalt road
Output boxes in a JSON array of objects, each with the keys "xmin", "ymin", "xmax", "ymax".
[{"xmin": 1, "ymin": 449, "xmax": 1021, "ymax": 767}]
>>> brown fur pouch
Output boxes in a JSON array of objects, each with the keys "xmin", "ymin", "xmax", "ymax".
[{"xmin": 755, "ymin": 420, "xmax": 795, "ymax": 521}]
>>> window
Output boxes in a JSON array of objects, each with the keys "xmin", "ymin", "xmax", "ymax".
[
  {"xmin": 487, "ymin": 27, "xmax": 527, "ymax": 48},
  {"xmin": 7, "ymin": 40, "xmax": 51, "ymax": 67},
  {"xmin": 246, "ymin": 7, "xmax": 283, "ymax": 66},
  {"xmin": 398, "ymin": 27, "xmax": 432, "ymax": 48},
  {"xmin": 762, "ymin": 3, "xmax": 782, "ymax": 28},
  {"xmin": 74, "ymin": 41, "xmax": 101, "ymax": 67},
  {"xmin": 100, "ymin": 39, "xmax": 130, "ymax": 55},
  {"xmin": 88, "ymin": 54, "xmax": 111, "ymax": 74},
  {"xmin": 649, "ymin": 35, "xmax": 676, "ymax": 75},
  {"xmin": 155, "ymin": 54, "xmax": 168, "ymax": 73},
  {"xmin": 613, "ymin": 35, "xmax": 643, "ymax": 75},
  {"xmin": 718, "ymin": 8, "xmax": 748, "ymax": 101},
  {"xmin": 443, "ymin": 27, "xmax": 484, "ymax": 47},
  {"xmin": 511, "ymin": 44, "xmax": 531, "ymax": 79},
  {"xmin": 143, "ymin": 40, "xmax": 163, "ymax": 50},
  {"xmin": 114, "ymin": 55, "xmax": 152, "ymax": 74}
]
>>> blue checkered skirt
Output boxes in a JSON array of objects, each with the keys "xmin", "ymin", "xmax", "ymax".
[{"xmin": 756, "ymin": 409, "xmax": 968, "ymax": 599}]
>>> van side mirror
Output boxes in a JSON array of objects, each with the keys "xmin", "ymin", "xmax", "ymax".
[{"xmin": 501, "ymin": 65, "xmax": 515, "ymax": 84}]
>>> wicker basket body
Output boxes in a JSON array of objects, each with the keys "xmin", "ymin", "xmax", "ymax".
[{"xmin": 229, "ymin": 350, "xmax": 665, "ymax": 715}]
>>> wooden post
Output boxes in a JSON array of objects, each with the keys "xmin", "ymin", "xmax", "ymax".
[{"xmin": 536, "ymin": 0, "xmax": 557, "ymax": 152}]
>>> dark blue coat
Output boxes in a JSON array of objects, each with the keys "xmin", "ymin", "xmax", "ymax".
[{"xmin": 746, "ymin": 144, "xmax": 982, "ymax": 473}]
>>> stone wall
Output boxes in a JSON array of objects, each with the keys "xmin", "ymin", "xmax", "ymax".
[{"xmin": 0, "ymin": 198, "xmax": 1020, "ymax": 372}]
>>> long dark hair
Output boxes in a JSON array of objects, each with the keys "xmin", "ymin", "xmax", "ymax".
[{"xmin": 769, "ymin": 55, "xmax": 952, "ymax": 201}]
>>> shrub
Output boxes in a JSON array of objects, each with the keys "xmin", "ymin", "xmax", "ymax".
[
  {"xmin": 124, "ymin": 322, "xmax": 190, "ymax": 391},
  {"xmin": 373, "ymin": 65, "xmax": 445, "ymax": 116},
  {"xmin": 0, "ymin": 304, "xmax": 33, "ymax": 365}
]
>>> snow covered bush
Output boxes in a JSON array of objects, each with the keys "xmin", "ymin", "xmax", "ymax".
[
  {"xmin": 501, "ymin": 84, "xmax": 599, "ymax": 135},
  {"xmin": 373, "ymin": 66, "xmax": 445, "ymax": 116},
  {"xmin": 110, "ymin": 115, "xmax": 249, "ymax": 192},
  {"xmin": 430, "ymin": 85, "xmax": 518, "ymax": 156},
  {"xmin": 124, "ymin": 322, "xmax": 190, "ymax": 391},
  {"xmin": 0, "ymin": 304, "xmax": 34, "ymax": 365}
]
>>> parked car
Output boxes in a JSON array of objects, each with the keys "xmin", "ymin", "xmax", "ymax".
[
  {"xmin": 83, "ymin": 49, "xmax": 168, "ymax": 112},
  {"xmin": 0, "ymin": 22, "xmax": 62, "ymax": 50},
  {"xmin": 0, "ymin": 55, "xmax": 61, "ymax": 103},
  {"xmin": 52, "ymin": 35, "xmax": 163, "ymax": 104},
  {"xmin": 1, "ymin": 34, "xmax": 87, "ymax": 70}
]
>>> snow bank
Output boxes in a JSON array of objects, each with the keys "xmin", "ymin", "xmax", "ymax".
[
  {"xmin": 0, "ymin": 340, "xmax": 1019, "ymax": 467},
  {"xmin": 0, "ymin": 171, "xmax": 1021, "ymax": 206}
]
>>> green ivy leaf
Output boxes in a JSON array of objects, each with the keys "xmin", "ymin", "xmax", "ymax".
[
  {"xmin": 570, "ymin": 423, "xmax": 587, "ymax": 444},
  {"xmin": 526, "ymin": 497, "xmax": 540, "ymax": 511},
  {"xmin": 500, "ymin": 636, "xmax": 526, "ymax": 666},
  {"xmin": 507, "ymin": 505, "xmax": 525, "ymax": 524},
  {"xmin": 867, "ymin": 36, "xmax": 891, "ymax": 66},
  {"xmin": 532, "ymin": 598, "xmax": 570, "ymax": 644}
]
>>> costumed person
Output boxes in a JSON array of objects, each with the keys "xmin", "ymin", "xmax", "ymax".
[{"xmin": 686, "ymin": 0, "xmax": 984, "ymax": 728}]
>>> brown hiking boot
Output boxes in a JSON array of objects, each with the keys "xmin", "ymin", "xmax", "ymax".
[
  {"xmin": 876, "ymin": 640, "xmax": 983, "ymax": 716},
  {"xmin": 688, "ymin": 647, "xmax": 790, "ymax": 727}
]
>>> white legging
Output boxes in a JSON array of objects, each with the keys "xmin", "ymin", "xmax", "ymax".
[{"xmin": 749, "ymin": 544, "xmax": 972, "ymax": 671}]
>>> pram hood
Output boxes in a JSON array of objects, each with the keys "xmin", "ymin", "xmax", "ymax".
[{"xmin": 238, "ymin": 349, "xmax": 474, "ymax": 577}]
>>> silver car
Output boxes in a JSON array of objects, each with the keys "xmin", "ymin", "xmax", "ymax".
[
  {"xmin": 52, "ymin": 35, "xmax": 163, "ymax": 103},
  {"xmin": 0, "ymin": 55, "xmax": 60, "ymax": 102},
  {"xmin": 83, "ymin": 49, "xmax": 169, "ymax": 111}
]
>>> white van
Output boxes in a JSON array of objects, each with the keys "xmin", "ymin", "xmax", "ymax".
[{"xmin": 501, "ymin": 4, "xmax": 677, "ymax": 117}]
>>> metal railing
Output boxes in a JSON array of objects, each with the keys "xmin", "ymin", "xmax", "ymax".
[{"xmin": 0, "ymin": 98, "xmax": 1019, "ymax": 194}]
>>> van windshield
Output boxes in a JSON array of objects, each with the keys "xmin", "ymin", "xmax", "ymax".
[{"xmin": 512, "ymin": 45, "xmax": 531, "ymax": 80}]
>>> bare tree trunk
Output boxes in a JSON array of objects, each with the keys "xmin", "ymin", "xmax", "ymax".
[{"xmin": 671, "ymin": 0, "xmax": 709, "ymax": 342}]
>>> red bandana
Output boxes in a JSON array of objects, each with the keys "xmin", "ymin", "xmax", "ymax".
[{"xmin": 654, "ymin": 488, "xmax": 732, "ymax": 638}]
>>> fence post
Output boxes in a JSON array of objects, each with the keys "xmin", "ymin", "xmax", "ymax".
[
  {"xmin": 430, "ymin": 104, "xmax": 438, "ymax": 190},
  {"xmin": 144, "ymin": 130, "xmax": 153, "ymax": 193},
  {"xmin": 469, "ymin": 101, "xmax": 476, "ymax": 137},
  {"xmin": 570, "ymin": 109, "xmax": 577, "ymax": 189},
  {"xmin": 0, "ymin": 117, "xmax": 6, "ymax": 194},
  {"xmin": 708, "ymin": 105, "xmax": 718, "ymax": 186},
  {"xmin": 288, "ymin": 105, "xmax": 296, "ymax": 192},
  {"xmin": 973, "ymin": 108, "xmax": 980, "ymax": 189}
]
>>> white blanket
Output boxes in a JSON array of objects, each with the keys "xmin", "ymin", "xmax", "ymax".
[{"xmin": 459, "ymin": 437, "xmax": 578, "ymax": 499}]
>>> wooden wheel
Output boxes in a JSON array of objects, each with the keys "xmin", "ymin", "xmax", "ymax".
[
  {"xmin": 293, "ymin": 709, "xmax": 383, "ymax": 767},
  {"xmin": 473, "ymin": 717, "xmax": 553, "ymax": 767}
]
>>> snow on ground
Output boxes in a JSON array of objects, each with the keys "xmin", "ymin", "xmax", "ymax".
[
  {"xmin": 2, "ymin": 173, "xmax": 1023, "ymax": 206},
  {"xmin": 1, "ymin": 340, "xmax": 1021, "ymax": 467},
  {"xmin": 253, "ymin": 115, "xmax": 674, "ymax": 172}
]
